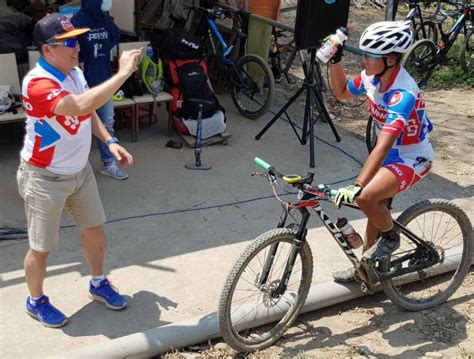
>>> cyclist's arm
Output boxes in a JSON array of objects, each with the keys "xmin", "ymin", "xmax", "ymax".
[
  {"xmin": 54, "ymin": 49, "xmax": 141, "ymax": 116},
  {"xmin": 330, "ymin": 62, "xmax": 356, "ymax": 101},
  {"xmin": 355, "ymin": 131, "xmax": 398, "ymax": 187},
  {"xmin": 91, "ymin": 111, "xmax": 112, "ymax": 143}
]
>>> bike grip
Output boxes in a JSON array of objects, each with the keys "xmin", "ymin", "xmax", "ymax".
[
  {"xmin": 254, "ymin": 157, "xmax": 271, "ymax": 170},
  {"xmin": 329, "ymin": 189, "xmax": 339, "ymax": 197}
]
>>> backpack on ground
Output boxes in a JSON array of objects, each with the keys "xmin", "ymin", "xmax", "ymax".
[{"xmin": 166, "ymin": 58, "xmax": 218, "ymax": 119}]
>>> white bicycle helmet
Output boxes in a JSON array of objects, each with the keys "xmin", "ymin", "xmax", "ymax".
[{"xmin": 359, "ymin": 21, "xmax": 413, "ymax": 55}]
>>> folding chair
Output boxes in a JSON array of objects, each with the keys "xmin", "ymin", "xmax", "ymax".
[{"xmin": 0, "ymin": 53, "xmax": 26, "ymax": 141}]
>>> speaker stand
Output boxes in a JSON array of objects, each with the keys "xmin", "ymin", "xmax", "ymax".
[{"xmin": 255, "ymin": 49, "xmax": 341, "ymax": 168}]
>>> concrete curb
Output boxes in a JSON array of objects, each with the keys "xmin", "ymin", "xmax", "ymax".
[
  {"xmin": 64, "ymin": 281, "xmax": 366, "ymax": 358},
  {"xmin": 64, "ymin": 251, "xmax": 467, "ymax": 358}
]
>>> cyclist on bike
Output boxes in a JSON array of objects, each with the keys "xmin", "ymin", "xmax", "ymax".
[{"xmin": 329, "ymin": 21, "xmax": 434, "ymax": 282}]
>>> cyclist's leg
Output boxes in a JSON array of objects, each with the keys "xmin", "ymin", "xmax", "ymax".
[
  {"xmin": 357, "ymin": 167, "xmax": 398, "ymax": 232},
  {"xmin": 357, "ymin": 168, "xmax": 400, "ymax": 260}
]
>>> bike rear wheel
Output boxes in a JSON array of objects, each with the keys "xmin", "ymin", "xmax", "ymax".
[
  {"xmin": 365, "ymin": 115, "xmax": 378, "ymax": 153},
  {"xmin": 460, "ymin": 28, "xmax": 473, "ymax": 72},
  {"xmin": 230, "ymin": 54, "xmax": 275, "ymax": 120},
  {"xmin": 380, "ymin": 199, "xmax": 472, "ymax": 311},
  {"xmin": 218, "ymin": 228, "xmax": 313, "ymax": 352},
  {"xmin": 402, "ymin": 39, "xmax": 437, "ymax": 87}
]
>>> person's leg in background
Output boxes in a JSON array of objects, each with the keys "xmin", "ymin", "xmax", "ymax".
[{"xmin": 96, "ymin": 99, "xmax": 128, "ymax": 180}]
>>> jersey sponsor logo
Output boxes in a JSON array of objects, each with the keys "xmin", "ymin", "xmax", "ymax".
[
  {"xmin": 369, "ymin": 101, "xmax": 387, "ymax": 122},
  {"xmin": 87, "ymin": 31, "xmax": 109, "ymax": 41},
  {"xmin": 389, "ymin": 91, "xmax": 403, "ymax": 106},
  {"xmin": 47, "ymin": 88, "xmax": 64, "ymax": 101}
]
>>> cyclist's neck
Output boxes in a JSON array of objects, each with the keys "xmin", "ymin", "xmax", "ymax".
[{"xmin": 377, "ymin": 64, "xmax": 400, "ymax": 93}]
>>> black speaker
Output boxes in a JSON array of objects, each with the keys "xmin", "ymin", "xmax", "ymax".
[{"xmin": 294, "ymin": 0, "xmax": 351, "ymax": 50}]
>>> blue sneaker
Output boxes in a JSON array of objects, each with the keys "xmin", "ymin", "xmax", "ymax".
[
  {"xmin": 26, "ymin": 295, "xmax": 68, "ymax": 328},
  {"xmin": 89, "ymin": 279, "xmax": 127, "ymax": 310}
]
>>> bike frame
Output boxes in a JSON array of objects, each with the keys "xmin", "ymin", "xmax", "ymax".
[
  {"xmin": 260, "ymin": 184, "xmax": 440, "ymax": 296},
  {"xmin": 406, "ymin": 1, "xmax": 430, "ymax": 40},
  {"xmin": 207, "ymin": 19, "xmax": 235, "ymax": 65},
  {"xmin": 199, "ymin": 9, "xmax": 257, "ymax": 91}
]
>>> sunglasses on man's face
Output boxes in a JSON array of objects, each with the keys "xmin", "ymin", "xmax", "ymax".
[
  {"xmin": 47, "ymin": 38, "xmax": 78, "ymax": 49},
  {"xmin": 363, "ymin": 52, "xmax": 385, "ymax": 59}
]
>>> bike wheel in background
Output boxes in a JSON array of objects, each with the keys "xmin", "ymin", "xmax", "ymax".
[
  {"xmin": 365, "ymin": 115, "xmax": 378, "ymax": 153},
  {"xmin": 218, "ymin": 228, "xmax": 313, "ymax": 352},
  {"xmin": 380, "ymin": 199, "xmax": 473, "ymax": 311},
  {"xmin": 230, "ymin": 54, "xmax": 275, "ymax": 120},
  {"xmin": 460, "ymin": 28, "xmax": 473, "ymax": 72},
  {"xmin": 414, "ymin": 20, "xmax": 438, "ymax": 43},
  {"xmin": 402, "ymin": 39, "xmax": 437, "ymax": 87},
  {"xmin": 439, "ymin": 0, "xmax": 461, "ymax": 17}
]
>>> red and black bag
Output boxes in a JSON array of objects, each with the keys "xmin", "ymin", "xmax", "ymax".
[{"xmin": 165, "ymin": 58, "xmax": 218, "ymax": 120}]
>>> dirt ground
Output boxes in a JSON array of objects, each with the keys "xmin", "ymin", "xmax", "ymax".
[{"xmin": 162, "ymin": 4, "xmax": 473, "ymax": 358}]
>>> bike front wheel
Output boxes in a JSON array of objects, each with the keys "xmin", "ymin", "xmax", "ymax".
[
  {"xmin": 218, "ymin": 228, "xmax": 313, "ymax": 352},
  {"xmin": 230, "ymin": 54, "xmax": 275, "ymax": 120},
  {"xmin": 414, "ymin": 20, "xmax": 438, "ymax": 43},
  {"xmin": 380, "ymin": 199, "xmax": 473, "ymax": 311},
  {"xmin": 402, "ymin": 39, "xmax": 437, "ymax": 87}
]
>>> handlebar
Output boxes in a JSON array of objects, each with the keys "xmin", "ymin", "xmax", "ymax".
[{"xmin": 254, "ymin": 157, "xmax": 339, "ymax": 197}]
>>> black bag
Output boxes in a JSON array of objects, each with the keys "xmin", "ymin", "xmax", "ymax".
[
  {"xmin": 175, "ymin": 61, "xmax": 217, "ymax": 119},
  {"xmin": 161, "ymin": 30, "xmax": 205, "ymax": 60}
]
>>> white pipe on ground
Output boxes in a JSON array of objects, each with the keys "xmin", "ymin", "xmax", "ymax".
[{"xmin": 65, "ymin": 249, "xmax": 468, "ymax": 358}]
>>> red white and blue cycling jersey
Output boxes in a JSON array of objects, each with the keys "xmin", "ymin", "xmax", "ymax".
[
  {"xmin": 347, "ymin": 66, "xmax": 435, "ymax": 193},
  {"xmin": 21, "ymin": 58, "xmax": 92, "ymax": 175}
]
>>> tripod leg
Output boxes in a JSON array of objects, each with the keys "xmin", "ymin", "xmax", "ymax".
[
  {"xmin": 301, "ymin": 84, "xmax": 312, "ymax": 145},
  {"xmin": 308, "ymin": 88, "xmax": 316, "ymax": 168},
  {"xmin": 255, "ymin": 85, "xmax": 306, "ymax": 140}
]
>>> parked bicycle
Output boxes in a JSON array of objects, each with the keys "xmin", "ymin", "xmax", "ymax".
[
  {"xmin": 188, "ymin": 5, "xmax": 275, "ymax": 119},
  {"xmin": 218, "ymin": 157, "xmax": 472, "ymax": 352},
  {"xmin": 268, "ymin": 27, "xmax": 330, "ymax": 108},
  {"xmin": 385, "ymin": 0, "xmax": 442, "ymax": 21},
  {"xmin": 402, "ymin": 0, "xmax": 473, "ymax": 86}
]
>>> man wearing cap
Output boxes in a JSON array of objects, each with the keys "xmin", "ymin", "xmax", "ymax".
[{"xmin": 18, "ymin": 13, "xmax": 142, "ymax": 328}]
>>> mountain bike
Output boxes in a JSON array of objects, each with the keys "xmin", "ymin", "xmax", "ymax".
[
  {"xmin": 385, "ymin": 0, "xmax": 442, "ymax": 21},
  {"xmin": 218, "ymin": 157, "xmax": 472, "ymax": 352},
  {"xmin": 188, "ymin": 5, "xmax": 275, "ymax": 120},
  {"xmin": 402, "ymin": 0, "xmax": 473, "ymax": 86}
]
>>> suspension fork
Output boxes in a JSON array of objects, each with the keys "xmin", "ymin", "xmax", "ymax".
[{"xmin": 258, "ymin": 208, "xmax": 310, "ymax": 296}]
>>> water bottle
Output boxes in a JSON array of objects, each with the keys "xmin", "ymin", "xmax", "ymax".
[
  {"xmin": 316, "ymin": 27, "xmax": 348, "ymax": 64},
  {"xmin": 146, "ymin": 42, "xmax": 154, "ymax": 60},
  {"xmin": 336, "ymin": 217, "xmax": 363, "ymax": 249}
]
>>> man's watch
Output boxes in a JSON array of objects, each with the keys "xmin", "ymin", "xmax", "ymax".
[{"xmin": 106, "ymin": 136, "xmax": 119, "ymax": 146}]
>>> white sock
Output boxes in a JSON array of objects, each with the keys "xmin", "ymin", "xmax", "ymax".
[
  {"xmin": 90, "ymin": 275, "xmax": 106, "ymax": 288},
  {"xmin": 29, "ymin": 295, "xmax": 43, "ymax": 306}
]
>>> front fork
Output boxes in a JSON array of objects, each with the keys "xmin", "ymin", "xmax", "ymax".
[{"xmin": 258, "ymin": 208, "xmax": 310, "ymax": 297}]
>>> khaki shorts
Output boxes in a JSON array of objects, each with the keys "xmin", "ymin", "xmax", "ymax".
[{"xmin": 17, "ymin": 161, "xmax": 107, "ymax": 252}]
